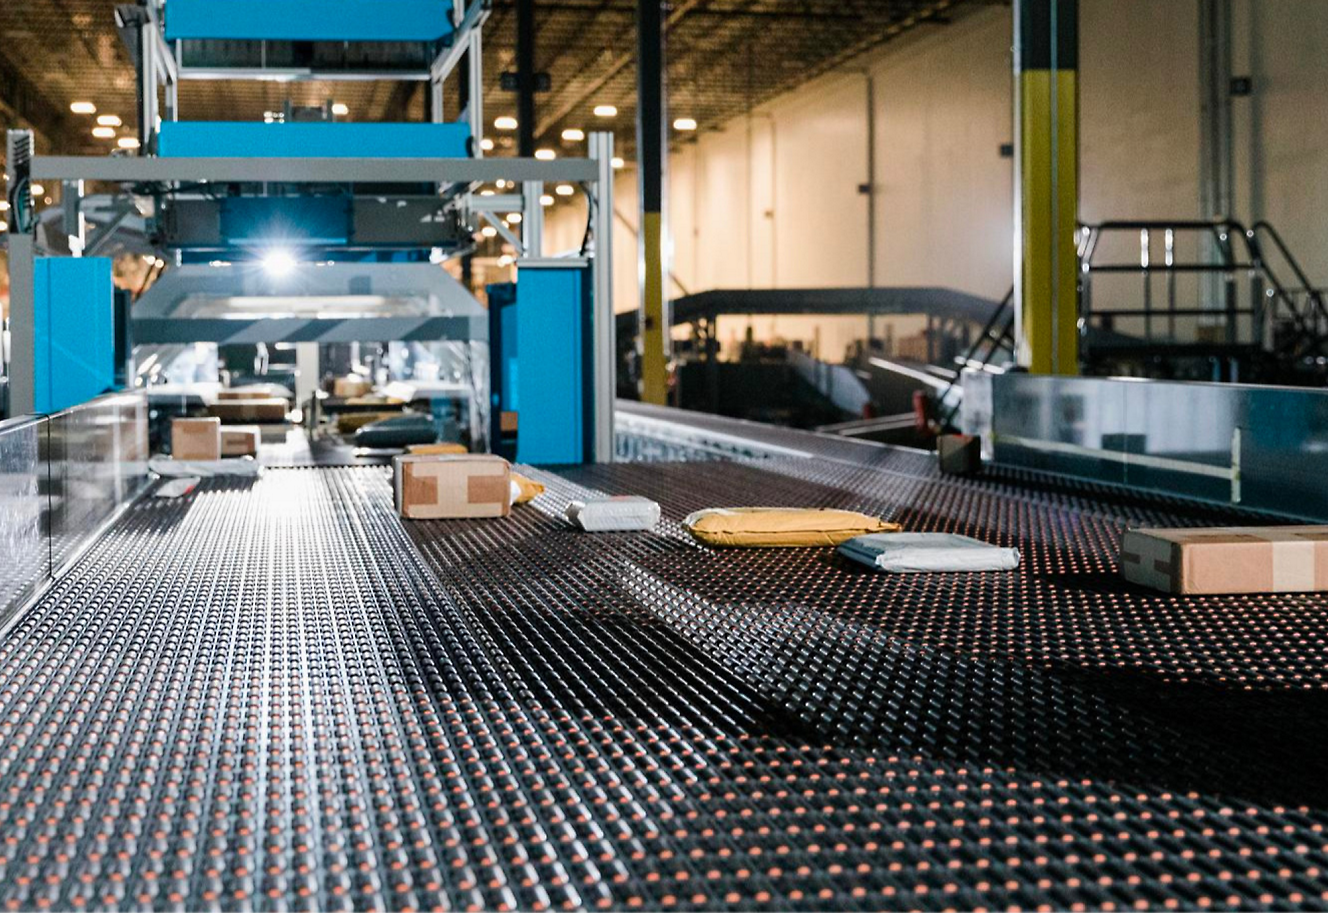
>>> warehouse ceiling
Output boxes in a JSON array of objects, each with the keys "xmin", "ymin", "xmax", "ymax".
[{"xmin": 0, "ymin": 0, "xmax": 999, "ymax": 163}]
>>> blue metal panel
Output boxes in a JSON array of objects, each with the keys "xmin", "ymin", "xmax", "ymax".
[
  {"xmin": 158, "ymin": 122, "xmax": 472, "ymax": 159},
  {"xmin": 220, "ymin": 197, "xmax": 352, "ymax": 245},
  {"xmin": 514, "ymin": 266, "xmax": 592, "ymax": 465},
  {"xmin": 165, "ymin": 0, "xmax": 455, "ymax": 41},
  {"xmin": 32, "ymin": 259, "xmax": 116, "ymax": 414}
]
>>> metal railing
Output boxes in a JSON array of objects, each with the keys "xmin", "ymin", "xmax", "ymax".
[
  {"xmin": 938, "ymin": 286, "xmax": 1014, "ymax": 429},
  {"xmin": 1078, "ymin": 219, "xmax": 1328, "ymax": 363}
]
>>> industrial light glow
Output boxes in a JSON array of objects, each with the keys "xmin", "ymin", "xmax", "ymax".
[
  {"xmin": 593, "ymin": 105, "xmax": 617, "ymax": 117},
  {"xmin": 505, "ymin": 212, "xmax": 523, "ymax": 224},
  {"xmin": 561, "ymin": 128, "xmax": 585, "ymax": 142},
  {"xmin": 96, "ymin": 114, "xmax": 122, "ymax": 127},
  {"xmin": 262, "ymin": 250, "xmax": 298, "ymax": 277},
  {"xmin": 554, "ymin": 183, "xmax": 574, "ymax": 196},
  {"xmin": 0, "ymin": 220, "xmax": 7, "ymax": 233},
  {"xmin": 494, "ymin": 115, "xmax": 518, "ymax": 131},
  {"xmin": 117, "ymin": 137, "xmax": 141, "ymax": 150},
  {"xmin": 0, "ymin": 200, "xmax": 9, "ymax": 212},
  {"xmin": 30, "ymin": 184, "xmax": 44, "ymax": 196},
  {"xmin": 673, "ymin": 117, "xmax": 698, "ymax": 131},
  {"xmin": 611, "ymin": 156, "xmax": 625, "ymax": 170},
  {"xmin": 331, "ymin": 102, "xmax": 350, "ymax": 116},
  {"xmin": 480, "ymin": 226, "xmax": 497, "ymax": 238},
  {"xmin": 480, "ymin": 137, "xmax": 495, "ymax": 151},
  {"xmin": 92, "ymin": 126, "xmax": 116, "ymax": 139},
  {"xmin": 70, "ymin": 101, "xmax": 96, "ymax": 115},
  {"xmin": 534, "ymin": 148, "xmax": 557, "ymax": 160},
  {"xmin": 539, "ymin": 194, "xmax": 554, "ymax": 206}
]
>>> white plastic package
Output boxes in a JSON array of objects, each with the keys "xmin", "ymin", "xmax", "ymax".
[
  {"xmin": 150, "ymin": 455, "xmax": 262, "ymax": 478},
  {"xmin": 154, "ymin": 476, "xmax": 201, "ymax": 498},
  {"xmin": 565, "ymin": 497, "xmax": 661, "ymax": 532},
  {"xmin": 838, "ymin": 532, "xmax": 1020, "ymax": 574}
]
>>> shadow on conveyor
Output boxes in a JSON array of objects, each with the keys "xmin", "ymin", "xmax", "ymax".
[{"xmin": 546, "ymin": 460, "xmax": 1328, "ymax": 811}]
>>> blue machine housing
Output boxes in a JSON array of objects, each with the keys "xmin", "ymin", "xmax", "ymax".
[
  {"xmin": 158, "ymin": 122, "xmax": 472, "ymax": 159},
  {"xmin": 33, "ymin": 258, "xmax": 116, "ymax": 413},
  {"xmin": 490, "ymin": 265, "xmax": 595, "ymax": 465},
  {"xmin": 220, "ymin": 197, "xmax": 353, "ymax": 247},
  {"xmin": 164, "ymin": 0, "xmax": 456, "ymax": 42}
]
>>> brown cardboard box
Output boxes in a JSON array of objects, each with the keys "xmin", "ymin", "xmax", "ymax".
[
  {"xmin": 334, "ymin": 376, "xmax": 374, "ymax": 398},
  {"xmin": 172, "ymin": 417, "xmax": 221, "ymax": 461},
  {"xmin": 208, "ymin": 398, "xmax": 288, "ymax": 423},
  {"xmin": 500, "ymin": 411, "xmax": 519, "ymax": 434},
  {"xmin": 895, "ymin": 333, "xmax": 931, "ymax": 363},
  {"xmin": 336, "ymin": 410, "xmax": 402, "ymax": 434},
  {"xmin": 218, "ymin": 385, "xmax": 289, "ymax": 402},
  {"xmin": 938, "ymin": 433, "xmax": 982, "ymax": 475},
  {"xmin": 221, "ymin": 425, "xmax": 262, "ymax": 457},
  {"xmin": 394, "ymin": 454, "xmax": 511, "ymax": 520},
  {"xmin": 1121, "ymin": 526, "xmax": 1328, "ymax": 595}
]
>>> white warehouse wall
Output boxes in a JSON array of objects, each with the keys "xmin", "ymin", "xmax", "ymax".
[{"xmin": 542, "ymin": 0, "xmax": 1328, "ymax": 357}]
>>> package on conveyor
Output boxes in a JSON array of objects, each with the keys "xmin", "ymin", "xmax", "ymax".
[
  {"xmin": 336, "ymin": 410, "xmax": 403, "ymax": 435},
  {"xmin": 937, "ymin": 433, "xmax": 982, "ymax": 476},
  {"xmin": 1121, "ymin": 526, "xmax": 1328, "ymax": 595},
  {"xmin": 838, "ymin": 532, "xmax": 1020, "ymax": 574},
  {"xmin": 394, "ymin": 454, "xmax": 511, "ymax": 519},
  {"xmin": 566, "ymin": 497, "xmax": 660, "ymax": 532},
  {"xmin": 220, "ymin": 425, "xmax": 262, "ymax": 458},
  {"xmin": 683, "ymin": 507, "xmax": 898, "ymax": 548},
  {"xmin": 217, "ymin": 383, "xmax": 292, "ymax": 402},
  {"xmin": 334, "ymin": 376, "xmax": 374, "ymax": 398},
  {"xmin": 208, "ymin": 397, "xmax": 288, "ymax": 423},
  {"xmin": 511, "ymin": 473, "xmax": 545, "ymax": 505},
  {"xmin": 171, "ymin": 417, "xmax": 221, "ymax": 461},
  {"xmin": 407, "ymin": 442, "xmax": 470, "ymax": 456}
]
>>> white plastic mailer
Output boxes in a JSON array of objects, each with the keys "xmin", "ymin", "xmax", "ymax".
[{"xmin": 839, "ymin": 532, "xmax": 1020, "ymax": 574}]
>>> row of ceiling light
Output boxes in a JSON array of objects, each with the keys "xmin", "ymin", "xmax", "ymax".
[{"xmin": 69, "ymin": 101, "xmax": 140, "ymax": 149}]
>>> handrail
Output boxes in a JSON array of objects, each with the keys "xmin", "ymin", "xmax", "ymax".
[{"xmin": 937, "ymin": 286, "xmax": 1013, "ymax": 429}]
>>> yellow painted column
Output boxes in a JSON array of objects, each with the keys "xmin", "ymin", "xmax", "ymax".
[
  {"xmin": 1015, "ymin": 0, "xmax": 1079, "ymax": 375},
  {"xmin": 640, "ymin": 212, "xmax": 669, "ymax": 404}
]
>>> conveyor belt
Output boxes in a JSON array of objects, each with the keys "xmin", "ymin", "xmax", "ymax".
[{"xmin": 2, "ymin": 414, "xmax": 1327, "ymax": 910}]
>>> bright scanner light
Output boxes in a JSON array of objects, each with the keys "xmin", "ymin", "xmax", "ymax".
[{"xmin": 262, "ymin": 250, "xmax": 297, "ymax": 276}]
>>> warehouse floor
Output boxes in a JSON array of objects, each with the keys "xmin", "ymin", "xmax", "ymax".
[{"xmin": 1, "ymin": 407, "xmax": 1326, "ymax": 910}]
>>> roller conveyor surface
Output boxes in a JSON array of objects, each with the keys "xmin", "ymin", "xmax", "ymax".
[{"xmin": 2, "ymin": 410, "xmax": 1328, "ymax": 911}]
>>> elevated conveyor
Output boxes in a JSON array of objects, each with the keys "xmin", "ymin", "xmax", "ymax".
[{"xmin": 1, "ymin": 407, "xmax": 1326, "ymax": 910}]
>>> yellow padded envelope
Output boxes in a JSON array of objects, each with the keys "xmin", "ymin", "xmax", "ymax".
[
  {"xmin": 684, "ymin": 507, "xmax": 899, "ymax": 548},
  {"xmin": 510, "ymin": 473, "xmax": 546, "ymax": 505}
]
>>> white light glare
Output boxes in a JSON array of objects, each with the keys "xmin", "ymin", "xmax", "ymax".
[{"xmin": 262, "ymin": 250, "xmax": 298, "ymax": 276}]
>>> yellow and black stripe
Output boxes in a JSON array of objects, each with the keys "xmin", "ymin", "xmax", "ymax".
[{"xmin": 1016, "ymin": 0, "xmax": 1079, "ymax": 375}]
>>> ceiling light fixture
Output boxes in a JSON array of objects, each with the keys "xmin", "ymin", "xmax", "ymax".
[
  {"xmin": 480, "ymin": 137, "xmax": 495, "ymax": 151},
  {"xmin": 554, "ymin": 183, "xmax": 574, "ymax": 196},
  {"xmin": 480, "ymin": 226, "xmax": 498, "ymax": 238},
  {"xmin": 96, "ymin": 114, "xmax": 122, "ymax": 127},
  {"xmin": 70, "ymin": 101, "xmax": 96, "ymax": 115},
  {"xmin": 331, "ymin": 102, "xmax": 350, "ymax": 116},
  {"xmin": 673, "ymin": 117, "xmax": 698, "ymax": 131},
  {"xmin": 92, "ymin": 126, "xmax": 116, "ymax": 139},
  {"xmin": 534, "ymin": 148, "xmax": 556, "ymax": 161},
  {"xmin": 611, "ymin": 156, "xmax": 625, "ymax": 170},
  {"xmin": 505, "ymin": 212, "xmax": 522, "ymax": 224},
  {"xmin": 540, "ymin": 194, "xmax": 554, "ymax": 206},
  {"xmin": 561, "ymin": 128, "xmax": 585, "ymax": 142},
  {"xmin": 593, "ymin": 104, "xmax": 617, "ymax": 117},
  {"xmin": 494, "ymin": 115, "xmax": 518, "ymax": 131},
  {"xmin": 117, "ymin": 137, "xmax": 141, "ymax": 150}
]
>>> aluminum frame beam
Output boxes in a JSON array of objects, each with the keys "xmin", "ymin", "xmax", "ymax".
[{"xmin": 31, "ymin": 156, "xmax": 600, "ymax": 184}]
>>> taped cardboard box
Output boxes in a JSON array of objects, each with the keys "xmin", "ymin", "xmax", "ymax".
[
  {"xmin": 938, "ymin": 433, "xmax": 982, "ymax": 476},
  {"xmin": 208, "ymin": 398, "xmax": 288, "ymax": 423},
  {"xmin": 334, "ymin": 376, "xmax": 374, "ymax": 398},
  {"xmin": 1121, "ymin": 526, "xmax": 1328, "ymax": 595},
  {"xmin": 171, "ymin": 417, "xmax": 221, "ymax": 461},
  {"xmin": 221, "ymin": 425, "xmax": 262, "ymax": 458},
  {"xmin": 394, "ymin": 454, "xmax": 511, "ymax": 519}
]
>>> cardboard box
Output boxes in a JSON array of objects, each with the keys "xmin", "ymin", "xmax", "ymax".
[
  {"xmin": 208, "ymin": 398, "xmax": 288, "ymax": 423},
  {"xmin": 500, "ymin": 411, "xmax": 519, "ymax": 434},
  {"xmin": 1121, "ymin": 526, "xmax": 1328, "ymax": 595},
  {"xmin": 334, "ymin": 376, "xmax": 374, "ymax": 398},
  {"xmin": 218, "ymin": 384, "xmax": 289, "ymax": 402},
  {"xmin": 336, "ymin": 410, "xmax": 402, "ymax": 434},
  {"xmin": 394, "ymin": 454, "xmax": 511, "ymax": 520},
  {"xmin": 172, "ymin": 417, "xmax": 221, "ymax": 461},
  {"xmin": 938, "ymin": 433, "xmax": 982, "ymax": 475},
  {"xmin": 220, "ymin": 425, "xmax": 262, "ymax": 457}
]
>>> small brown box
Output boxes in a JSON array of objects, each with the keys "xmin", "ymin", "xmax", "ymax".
[
  {"xmin": 394, "ymin": 454, "xmax": 511, "ymax": 520},
  {"xmin": 172, "ymin": 417, "xmax": 221, "ymax": 461},
  {"xmin": 208, "ymin": 398, "xmax": 288, "ymax": 423},
  {"xmin": 334, "ymin": 376, "xmax": 374, "ymax": 398},
  {"xmin": 1121, "ymin": 526, "xmax": 1328, "ymax": 595},
  {"xmin": 937, "ymin": 433, "xmax": 982, "ymax": 476},
  {"xmin": 500, "ymin": 411, "xmax": 519, "ymax": 434},
  {"xmin": 220, "ymin": 425, "xmax": 262, "ymax": 457}
]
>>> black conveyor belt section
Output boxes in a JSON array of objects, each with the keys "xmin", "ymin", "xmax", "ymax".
[{"xmin": 1, "ymin": 414, "xmax": 1328, "ymax": 910}]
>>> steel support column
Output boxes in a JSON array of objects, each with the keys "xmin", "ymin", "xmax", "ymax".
[
  {"xmin": 590, "ymin": 132, "xmax": 616, "ymax": 462},
  {"xmin": 6, "ymin": 130, "xmax": 37, "ymax": 416},
  {"xmin": 637, "ymin": 0, "xmax": 669, "ymax": 405},
  {"xmin": 516, "ymin": 0, "xmax": 536, "ymax": 157},
  {"xmin": 1013, "ymin": 0, "xmax": 1079, "ymax": 375}
]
